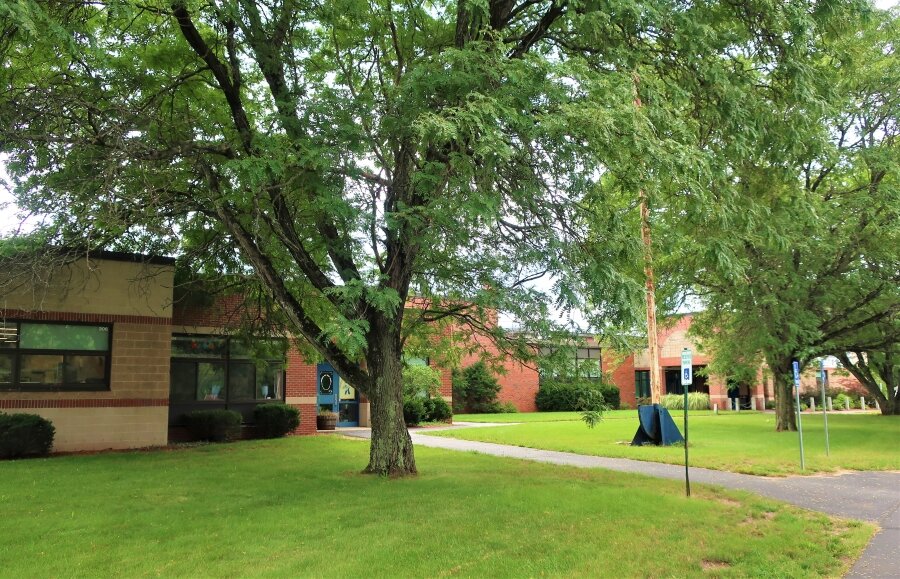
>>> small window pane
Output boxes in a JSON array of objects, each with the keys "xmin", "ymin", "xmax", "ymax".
[
  {"xmin": 63, "ymin": 355, "xmax": 106, "ymax": 386},
  {"xmin": 257, "ymin": 363, "xmax": 283, "ymax": 400},
  {"xmin": 406, "ymin": 357, "xmax": 429, "ymax": 367},
  {"xmin": 172, "ymin": 336, "xmax": 227, "ymax": 358},
  {"xmin": 20, "ymin": 354, "xmax": 64, "ymax": 385},
  {"xmin": 20, "ymin": 323, "xmax": 109, "ymax": 351},
  {"xmin": 339, "ymin": 402, "xmax": 358, "ymax": 423},
  {"xmin": 197, "ymin": 362, "xmax": 226, "ymax": 400},
  {"xmin": 232, "ymin": 338, "xmax": 287, "ymax": 360},
  {"xmin": 171, "ymin": 361, "xmax": 197, "ymax": 403},
  {"xmin": 229, "ymin": 363, "xmax": 256, "ymax": 400},
  {"xmin": 0, "ymin": 353, "xmax": 13, "ymax": 384},
  {"xmin": 0, "ymin": 323, "xmax": 17, "ymax": 348}
]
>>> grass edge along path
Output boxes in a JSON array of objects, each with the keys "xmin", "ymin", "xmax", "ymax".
[
  {"xmin": 0, "ymin": 436, "xmax": 873, "ymax": 577},
  {"xmin": 437, "ymin": 412, "xmax": 900, "ymax": 476}
]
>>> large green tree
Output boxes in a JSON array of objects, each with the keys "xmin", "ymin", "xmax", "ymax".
[
  {"xmin": 659, "ymin": 7, "xmax": 899, "ymax": 428},
  {"xmin": 0, "ymin": 0, "xmax": 862, "ymax": 471}
]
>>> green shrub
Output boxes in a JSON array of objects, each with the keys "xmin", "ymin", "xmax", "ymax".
[
  {"xmin": 253, "ymin": 403, "xmax": 300, "ymax": 438},
  {"xmin": 659, "ymin": 392, "xmax": 710, "ymax": 411},
  {"xmin": 403, "ymin": 398, "xmax": 426, "ymax": 426},
  {"xmin": 834, "ymin": 393, "xmax": 851, "ymax": 410},
  {"xmin": 499, "ymin": 401, "xmax": 518, "ymax": 413},
  {"xmin": 765, "ymin": 399, "xmax": 776, "ymax": 410},
  {"xmin": 0, "ymin": 413, "xmax": 55, "ymax": 459},
  {"xmin": 536, "ymin": 379, "xmax": 621, "ymax": 411},
  {"xmin": 185, "ymin": 409, "xmax": 242, "ymax": 442},
  {"xmin": 452, "ymin": 362, "xmax": 502, "ymax": 413},
  {"xmin": 425, "ymin": 396, "xmax": 452, "ymax": 422},
  {"xmin": 403, "ymin": 364, "xmax": 442, "ymax": 399}
]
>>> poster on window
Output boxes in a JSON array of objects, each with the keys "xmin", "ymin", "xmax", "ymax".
[{"xmin": 340, "ymin": 383, "xmax": 355, "ymax": 400}]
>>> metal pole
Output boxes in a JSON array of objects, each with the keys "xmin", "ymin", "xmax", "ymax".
[
  {"xmin": 795, "ymin": 382, "xmax": 805, "ymax": 471},
  {"xmin": 820, "ymin": 360, "xmax": 830, "ymax": 456},
  {"xmin": 684, "ymin": 385, "xmax": 690, "ymax": 497}
]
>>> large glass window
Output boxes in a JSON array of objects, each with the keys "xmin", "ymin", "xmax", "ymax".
[
  {"xmin": 0, "ymin": 321, "xmax": 111, "ymax": 390},
  {"xmin": 169, "ymin": 335, "xmax": 286, "ymax": 406}
]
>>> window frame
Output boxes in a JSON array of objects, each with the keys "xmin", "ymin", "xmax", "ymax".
[
  {"xmin": 169, "ymin": 334, "xmax": 287, "ymax": 405},
  {"xmin": 0, "ymin": 320, "xmax": 113, "ymax": 392}
]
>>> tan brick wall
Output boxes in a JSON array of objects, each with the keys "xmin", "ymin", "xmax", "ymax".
[
  {"xmin": 0, "ymin": 321, "xmax": 172, "ymax": 402},
  {"xmin": 1, "ymin": 258, "xmax": 173, "ymax": 318},
  {"xmin": 20, "ymin": 407, "xmax": 168, "ymax": 452},
  {"xmin": 109, "ymin": 323, "xmax": 172, "ymax": 398}
]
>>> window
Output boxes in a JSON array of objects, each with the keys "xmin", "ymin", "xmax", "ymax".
[
  {"xmin": 538, "ymin": 345, "xmax": 602, "ymax": 379},
  {"xmin": 635, "ymin": 371, "xmax": 651, "ymax": 398},
  {"xmin": 169, "ymin": 335, "xmax": 286, "ymax": 404},
  {"xmin": 0, "ymin": 321, "xmax": 111, "ymax": 390}
]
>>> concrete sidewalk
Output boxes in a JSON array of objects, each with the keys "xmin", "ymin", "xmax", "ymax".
[{"xmin": 344, "ymin": 428, "xmax": 899, "ymax": 577}]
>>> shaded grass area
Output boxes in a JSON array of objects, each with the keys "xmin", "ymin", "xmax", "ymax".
[
  {"xmin": 0, "ymin": 436, "xmax": 872, "ymax": 577},
  {"xmin": 438, "ymin": 413, "xmax": 900, "ymax": 475}
]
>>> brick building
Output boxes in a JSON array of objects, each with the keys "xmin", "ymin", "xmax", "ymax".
[
  {"xmin": 1, "ymin": 253, "xmax": 864, "ymax": 452},
  {"xmin": 489, "ymin": 314, "xmax": 866, "ymax": 412},
  {"xmin": 0, "ymin": 253, "xmax": 453, "ymax": 451}
]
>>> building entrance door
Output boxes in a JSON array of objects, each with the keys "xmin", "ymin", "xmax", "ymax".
[{"xmin": 316, "ymin": 363, "xmax": 359, "ymax": 426}]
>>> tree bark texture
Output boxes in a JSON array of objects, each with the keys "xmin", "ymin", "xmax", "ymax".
[
  {"xmin": 772, "ymin": 359, "xmax": 797, "ymax": 432},
  {"xmin": 363, "ymin": 320, "xmax": 416, "ymax": 476}
]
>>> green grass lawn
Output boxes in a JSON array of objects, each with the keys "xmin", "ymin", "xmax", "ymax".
[
  {"xmin": 438, "ymin": 412, "xmax": 900, "ymax": 476},
  {"xmin": 0, "ymin": 436, "xmax": 872, "ymax": 577},
  {"xmin": 454, "ymin": 409, "xmax": 719, "ymax": 422}
]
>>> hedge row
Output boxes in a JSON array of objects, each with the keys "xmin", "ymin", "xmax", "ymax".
[{"xmin": 536, "ymin": 379, "xmax": 620, "ymax": 411}]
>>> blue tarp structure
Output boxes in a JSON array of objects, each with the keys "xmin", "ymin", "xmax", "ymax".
[{"xmin": 631, "ymin": 404, "xmax": 684, "ymax": 446}]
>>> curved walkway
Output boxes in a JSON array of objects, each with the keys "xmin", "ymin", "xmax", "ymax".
[{"xmin": 343, "ymin": 425, "xmax": 899, "ymax": 577}]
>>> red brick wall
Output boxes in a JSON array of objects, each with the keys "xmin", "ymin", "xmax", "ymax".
[
  {"xmin": 458, "ymin": 334, "xmax": 540, "ymax": 413},
  {"xmin": 603, "ymin": 351, "xmax": 636, "ymax": 408},
  {"xmin": 172, "ymin": 294, "xmax": 258, "ymax": 328},
  {"xmin": 285, "ymin": 347, "xmax": 318, "ymax": 435}
]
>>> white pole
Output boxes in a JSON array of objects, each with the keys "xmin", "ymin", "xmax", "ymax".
[
  {"xmin": 793, "ymin": 361, "xmax": 805, "ymax": 471},
  {"xmin": 820, "ymin": 360, "xmax": 829, "ymax": 457}
]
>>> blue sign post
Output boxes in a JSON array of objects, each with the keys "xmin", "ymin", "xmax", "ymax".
[
  {"xmin": 792, "ymin": 360, "xmax": 805, "ymax": 470},
  {"xmin": 681, "ymin": 348, "xmax": 692, "ymax": 497},
  {"xmin": 820, "ymin": 359, "xmax": 830, "ymax": 456}
]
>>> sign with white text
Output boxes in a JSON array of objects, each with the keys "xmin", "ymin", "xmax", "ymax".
[{"xmin": 681, "ymin": 348, "xmax": 693, "ymax": 386}]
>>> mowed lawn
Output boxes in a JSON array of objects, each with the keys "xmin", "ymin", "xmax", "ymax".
[
  {"xmin": 439, "ymin": 412, "xmax": 900, "ymax": 476},
  {"xmin": 0, "ymin": 437, "xmax": 872, "ymax": 577}
]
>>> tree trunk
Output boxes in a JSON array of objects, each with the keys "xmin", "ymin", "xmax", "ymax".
[
  {"xmin": 363, "ymin": 322, "xmax": 417, "ymax": 476},
  {"xmin": 866, "ymin": 385, "xmax": 899, "ymax": 415},
  {"xmin": 877, "ymin": 396, "xmax": 899, "ymax": 415},
  {"xmin": 772, "ymin": 359, "xmax": 797, "ymax": 432}
]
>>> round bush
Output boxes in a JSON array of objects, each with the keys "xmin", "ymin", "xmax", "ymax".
[
  {"xmin": 254, "ymin": 403, "xmax": 300, "ymax": 438},
  {"xmin": 185, "ymin": 409, "xmax": 242, "ymax": 442},
  {"xmin": 427, "ymin": 396, "xmax": 453, "ymax": 422},
  {"xmin": 403, "ymin": 398, "xmax": 426, "ymax": 426},
  {"xmin": 0, "ymin": 413, "xmax": 55, "ymax": 459}
]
